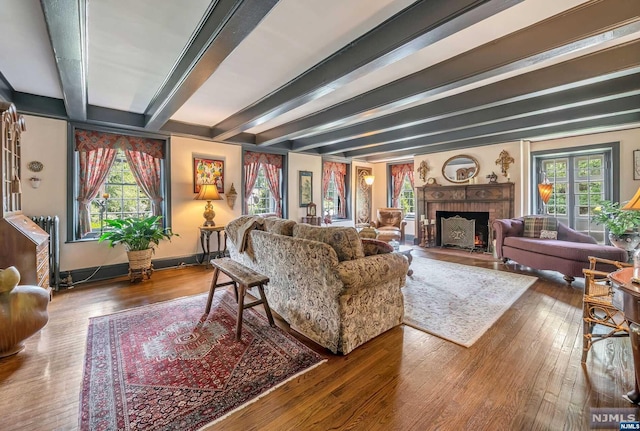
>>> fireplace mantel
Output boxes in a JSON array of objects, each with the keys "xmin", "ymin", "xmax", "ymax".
[{"xmin": 416, "ymin": 182, "xmax": 514, "ymax": 246}]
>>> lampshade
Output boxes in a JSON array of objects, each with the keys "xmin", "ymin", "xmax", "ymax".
[
  {"xmin": 363, "ymin": 175, "xmax": 375, "ymax": 186},
  {"xmin": 623, "ymin": 186, "xmax": 640, "ymax": 284},
  {"xmin": 538, "ymin": 183, "xmax": 553, "ymax": 205},
  {"xmin": 622, "ymin": 186, "xmax": 640, "ymax": 210},
  {"xmin": 194, "ymin": 184, "xmax": 222, "ymax": 201},
  {"xmin": 195, "ymin": 184, "xmax": 222, "ymax": 227}
]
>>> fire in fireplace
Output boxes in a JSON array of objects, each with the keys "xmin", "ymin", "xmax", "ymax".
[{"xmin": 436, "ymin": 211, "xmax": 490, "ymax": 251}]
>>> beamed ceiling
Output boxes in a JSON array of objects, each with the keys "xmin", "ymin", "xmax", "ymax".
[{"xmin": 1, "ymin": 0, "xmax": 639, "ymax": 162}]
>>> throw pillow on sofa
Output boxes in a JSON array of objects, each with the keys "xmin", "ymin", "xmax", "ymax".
[
  {"xmin": 540, "ymin": 229, "xmax": 558, "ymax": 239},
  {"xmin": 293, "ymin": 224, "xmax": 365, "ymax": 261},
  {"xmin": 361, "ymin": 238, "xmax": 394, "ymax": 256},
  {"xmin": 523, "ymin": 216, "xmax": 558, "ymax": 238},
  {"xmin": 262, "ymin": 217, "xmax": 296, "ymax": 236}
]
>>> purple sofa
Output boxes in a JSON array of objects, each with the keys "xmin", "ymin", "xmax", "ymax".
[{"xmin": 493, "ymin": 217, "xmax": 628, "ymax": 285}]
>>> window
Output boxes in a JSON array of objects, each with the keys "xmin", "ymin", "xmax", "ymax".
[
  {"xmin": 322, "ymin": 161, "xmax": 349, "ymax": 220},
  {"xmin": 533, "ymin": 144, "xmax": 616, "ymax": 243},
  {"xmin": 247, "ymin": 166, "xmax": 276, "ymax": 215},
  {"xmin": 323, "ymin": 171, "xmax": 340, "ymax": 218},
  {"xmin": 68, "ymin": 126, "xmax": 169, "ymax": 241},
  {"xmin": 89, "ymin": 149, "xmax": 151, "ymax": 233},
  {"xmin": 389, "ymin": 162, "xmax": 414, "ymax": 217},
  {"xmin": 243, "ymin": 150, "xmax": 284, "ymax": 217},
  {"xmin": 397, "ymin": 175, "xmax": 415, "ymax": 217}
]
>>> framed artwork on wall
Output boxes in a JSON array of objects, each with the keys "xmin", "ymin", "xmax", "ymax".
[
  {"xmin": 193, "ymin": 156, "xmax": 224, "ymax": 194},
  {"xmin": 356, "ymin": 166, "xmax": 372, "ymax": 225},
  {"xmin": 635, "ymin": 150, "xmax": 640, "ymax": 180},
  {"xmin": 299, "ymin": 171, "xmax": 313, "ymax": 207}
]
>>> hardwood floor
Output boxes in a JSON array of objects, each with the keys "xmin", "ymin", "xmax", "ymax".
[{"xmin": 0, "ymin": 250, "xmax": 637, "ymax": 430}]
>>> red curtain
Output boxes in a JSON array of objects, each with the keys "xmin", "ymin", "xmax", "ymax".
[
  {"xmin": 243, "ymin": 161, "xmax": 260, "ymax": 213},
  {"xmin": 75, "ymin": 129, "xmax": 164, "ymax": 158},
  {"xmin": 264, "ymin": 163, "xmax": 282, "ymax": 217},
  {"xmin": 391, "ymin": 163, "xmax": 413, "ymax": 207},
  {"xmin": 323, "ymin": 161, "xmax": 347, "ymax": 218},
  {"xmin": 74, "ymin": 129, "xmax": 166, "ymax": 236},
  {"xmin": 244, "ymin": 151, "xmax": 283, "ymax": 215},
  {"xmin": 77, "ymin": 148, "xmax": 117, "ymax": 237},
  {"xmin": 125, "ymin": 150, "xmax": 163, "ymax": 216}
]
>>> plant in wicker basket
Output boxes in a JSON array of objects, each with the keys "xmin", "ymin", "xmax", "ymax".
[{"xmin": 99, "ymin": 216, "xmax": 178, "ymax": 282}]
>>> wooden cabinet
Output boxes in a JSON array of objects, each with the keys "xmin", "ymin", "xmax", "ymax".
[
  {"xmin": 0, "ymin": 214, "xmax": 49, "ymax": 287},
  {"xmin": 301, "ymin": 216, "xmax": 321, "ymax": 226},
  {"xmin": 0, "ymin": 103, "xmax": 50, "ymax": 289}
]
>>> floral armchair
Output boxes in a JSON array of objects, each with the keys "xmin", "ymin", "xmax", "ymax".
[{"xmin": 371, "ymin": 208, "xmax": 406, "ymax": 243}]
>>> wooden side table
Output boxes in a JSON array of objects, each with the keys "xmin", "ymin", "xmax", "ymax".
[
  {"xmin": 301, "ymin": 216, "xmax": 321, "ymax": 226},
  {"xmin": 198, "ymin": 225, "xmax": 227, "ymax": 267},
  {"xmin": 610, "ymin": 267, "xmax": 640, "ymax": 403}
]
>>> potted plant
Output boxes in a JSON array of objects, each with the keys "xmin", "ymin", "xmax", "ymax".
[
  {"xmin": 592, "ymin": 200, "xmax": 640, "ymax": 251},
  {"xmin": 99, "ymin": 215, "xmax": 177, "ymax": 281}
]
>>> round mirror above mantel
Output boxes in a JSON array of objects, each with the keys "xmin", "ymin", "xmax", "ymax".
[{"xmin": 442, "ymin": 155, "xmax": 479, "ymax": 183}]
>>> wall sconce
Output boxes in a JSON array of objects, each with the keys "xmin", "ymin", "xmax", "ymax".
[
  {"xmin": 538, "ymin": 174, "xmax": 553, "ymax": 214},
  {"xmin": 495, "ymin": 150, "xmax": 515, "ymax": 177},
  {"xmin": 226, "ymin": 183, "xmax": 238, "ymax": 209},
  {"xmin": 363, "ymin": 175, "xmax": 375, "ymax": 187},
  {"xmin": 29, "ymin": 177, "xmax": 41, "ymax": 189}
]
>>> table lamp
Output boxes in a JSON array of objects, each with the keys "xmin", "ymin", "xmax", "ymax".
[
  {"xmin": 195, "ymin": 184, "xmax": 222, "ymax": 226},
  {"xmin": 622, "ymin": 186, "xmax": 640, "ymax": 283}
]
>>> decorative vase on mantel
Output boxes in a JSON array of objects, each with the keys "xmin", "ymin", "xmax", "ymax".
[{"xmin": 608, "ymin": 232, "xmax": 640, "ymax": 262}]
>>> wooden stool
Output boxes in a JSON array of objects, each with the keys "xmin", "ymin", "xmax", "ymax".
[{"xmin": 205, "ymin": 257, "xmax": 275, "ymax": 340}]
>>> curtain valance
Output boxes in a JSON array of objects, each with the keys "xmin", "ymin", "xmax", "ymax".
[
  {"xmin": 75, "ymin": 129, "xmax": 165, "ymax": 159},
  {"xmin": 390, "ymin": 163, "xmax": 413, "ymax": 177},
  {"xmin": 244, "ymin": 151, "xmax": 283, "ymax": 168},
  {"xmin": 323, "ymin": 161, "xmax": 347, "ymax": 175}
]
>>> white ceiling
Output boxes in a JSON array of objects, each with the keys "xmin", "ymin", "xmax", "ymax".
[{"xmin": 0, "ymin": 0, "xmax": 638, "ymax": 162}]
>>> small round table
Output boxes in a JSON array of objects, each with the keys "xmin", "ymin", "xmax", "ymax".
[{"xmin": 609, "ymin": 267, "xmax": 640, "ymax": 403}]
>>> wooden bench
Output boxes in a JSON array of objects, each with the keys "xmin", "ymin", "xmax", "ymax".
[{"xmin": 205, "ymin": 257, "xmax": 275, "ymax": 340}]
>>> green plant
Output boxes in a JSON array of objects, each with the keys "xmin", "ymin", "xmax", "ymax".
[
  {"xmin": 98, "ymin": 215, "xmax": 177, "ymax": 251},
  {"xmin": 591, "ymin": 200, "xmax": 640, "ymax": 236}
]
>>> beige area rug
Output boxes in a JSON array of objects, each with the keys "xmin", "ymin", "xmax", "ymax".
[{"xmin": 403, "ymin": 256, "xmax": 538, "ymax": 347}]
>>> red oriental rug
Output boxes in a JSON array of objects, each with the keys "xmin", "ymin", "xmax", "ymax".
[{"xmin": 79, "ymin": 290, "xmax": 326, "ymax": 430}]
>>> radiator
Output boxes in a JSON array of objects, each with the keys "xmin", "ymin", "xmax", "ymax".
[{"xmin": 31, "ymin": 215, "xmax": 61, "ymax": 290}]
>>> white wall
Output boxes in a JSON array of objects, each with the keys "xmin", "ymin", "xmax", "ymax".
[
  {"xmin": 530, "ymin": 128, "xmax": 640, "ymax": 202},
  {"xmin": 364, "ymin": 160, "xmax": 417, "ymax": 238},
  {"xmin": 169, "ymin": 136, "xmax": 242, "ymax": 260},
  {"xmin": 288, "ymin": 152, "xmax": 322, "ymax": 220},
  {"xmin": 20, "ymin": 117, "xmax": 245, "ymax": 272},
  {"xmin": 412, "ymin": 141, "xmax": 522, "ymax": 238},
  {"xmin": 18, "ymin": 113, "xmax": 640, "ymax": 271}
]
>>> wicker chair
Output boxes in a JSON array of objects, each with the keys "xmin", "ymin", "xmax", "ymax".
[{"xmin": 581, "ymin": 256, "xmax": 631, "ymax": 363}]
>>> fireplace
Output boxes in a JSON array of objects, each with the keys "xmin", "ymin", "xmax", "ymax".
[
  {"xmin": 436, "ymin": 211, "xmax": 490, "ymax": 251},
  {"xmin": 416, "ymin": 182, "xmax": 514, "ymax": 251}
]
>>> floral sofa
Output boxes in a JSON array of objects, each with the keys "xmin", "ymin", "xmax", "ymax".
[{"xmin": 225, "ymin": 216, "xmax": 409, "ymax": 355}]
